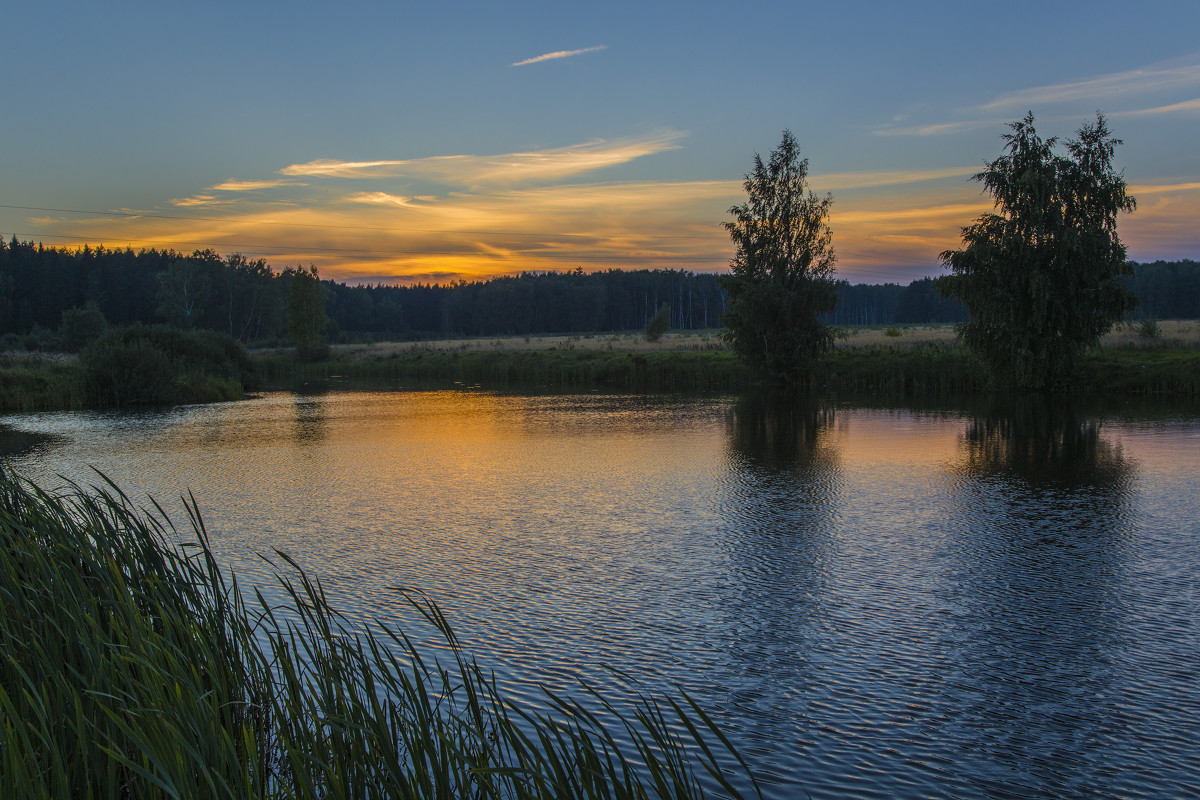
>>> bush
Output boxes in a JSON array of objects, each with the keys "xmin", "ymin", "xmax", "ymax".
[
  {"xmin": 295, "ymin": 341, "xmax": 331, "ymax": 363},
  {"xmin": 59, "ymin": 301, "xmax": 108, "ymax": 352},
  {"xmin": 21, "ymin": 324, "xmax": 61, "ymax": 352},
  {"xmin": 80, "ymin": 325, "xmax": 253, "ymax": 407},
  {"xmin": 644, "ymin": 302, "xmax": 671, "ymax": 342},
  {"xmin": 1137, "ymin": 318, "xmax": 1162, "ymax": 340}
]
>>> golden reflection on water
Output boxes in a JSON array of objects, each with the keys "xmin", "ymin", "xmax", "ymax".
[{"xmin": 3, "ymin": 391, "xmax": 1200, "ymax": 799}]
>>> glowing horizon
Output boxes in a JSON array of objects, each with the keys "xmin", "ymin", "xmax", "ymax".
[
  {"xmin": 3, "ymin": 7, "xmax": 1198, "ymax": 286},
  {"xmin": 10, "ymin": 146, "xmax": 1195, "ymax": 286}
]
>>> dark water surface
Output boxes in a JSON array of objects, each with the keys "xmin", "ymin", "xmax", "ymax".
[{"xmin": 4, "ymin": 391, "xmax": 1199, "ymax": 798}]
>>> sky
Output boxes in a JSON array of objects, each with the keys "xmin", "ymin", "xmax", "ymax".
[{"xmin": 3, "ymin": 0, "xmax": 1199, "ymax": 285}]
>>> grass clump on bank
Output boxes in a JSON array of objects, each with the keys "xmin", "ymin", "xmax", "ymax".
[
  {"xmin": 0, "ymin": 353, "xmax": 86, "ymax": 413},
  {"xmin": 1, "ymin": 326, "xmax": 257, "ymax": 413},
  {"xmin": 0, "ymin": 469, "xmax": 759, "ymax": 799}
]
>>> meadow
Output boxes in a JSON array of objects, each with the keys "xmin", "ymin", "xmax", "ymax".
[
  {"xmin": 307, "ymin": 320, "xmax": 1200, "ymax": 358},
  {"xmin": 255, "ymin": 321, "xmax": 1200, "ymax": 396},
  {"xmin": 3, "ymin": 321, "xmax": 1199, "ymax": 413}
]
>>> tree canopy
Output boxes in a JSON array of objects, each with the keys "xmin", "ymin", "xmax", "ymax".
[
  {"xmin": 720, "ymin": 130, "xmax": 838, "ymax": 384},
  {"xmin": 940, "ymin": 113, "xmax": 1138, "ymax": 390},
  {"xmin": 285, "ymin": 265, "xmax": 330, "ymax": 362}
]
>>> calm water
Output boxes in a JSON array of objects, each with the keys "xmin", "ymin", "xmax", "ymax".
[{"xmin": 4, "ymin": 390, "xmax": 1200, "ymax": 799}]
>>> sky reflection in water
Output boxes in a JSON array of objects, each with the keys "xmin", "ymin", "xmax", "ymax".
[{"xmin": 3, "ymin": 391, "xmax": 1198, "ymax": 799}]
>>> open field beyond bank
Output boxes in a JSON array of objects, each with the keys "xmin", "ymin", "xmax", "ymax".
[
  {"xmin": 256, "ymin": 322, "xmax": 1200, "ymax": 396},
  {"xmin": 3, "ymin": 322, "xmax": 1200, "ymax": 413}
]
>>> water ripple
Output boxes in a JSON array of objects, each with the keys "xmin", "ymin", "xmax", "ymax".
[{"xmin": 4, "ymin": 392, "xmax": 1199, "ymax": 798}]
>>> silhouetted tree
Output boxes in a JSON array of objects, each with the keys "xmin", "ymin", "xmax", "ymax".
[
  {"xmin": 285, "ymin": 265, "xmax": 330, "ymax": 362},
  {"xmin": 721, "ymin": 130, "xmax": 838, "ymax": 384},
  {"xmin": 940, "ymin": 113, "xmax": 1138, "ymax": 390}
]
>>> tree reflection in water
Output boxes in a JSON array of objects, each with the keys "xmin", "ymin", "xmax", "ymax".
[
  {"xmin": 293, "ymin": 394, "xmax": 328, "ymax": 445},
  {"xmin": 944, "ymin": 396, "xmax": 1140, "ymax": 798},
  {"xmin": 713, "ymin": 391, "xmax": 843, "ymax": 791},
  {"xmin": 959, "ymin": 396, "xmax": 1132, "ymax": 489}
]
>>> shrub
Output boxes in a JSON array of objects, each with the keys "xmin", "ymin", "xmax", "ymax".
[
  {"xmin": 80, "ymin": 324, "xmax": 253, "ymax": 407},
  {"xmin": 644, "ymin": 302, "xmax": 671, "ymax": 342},
  {"xmin": 21, "ymin": 324, "xmax": 61, "ymax": 352},
  {"xmin": 59, "ymin": 301, "xmax": 108, "ymax": 352},
  {"xmin": 1137, "ymin": 318, "xmax": 1162, "ymax": 340}
]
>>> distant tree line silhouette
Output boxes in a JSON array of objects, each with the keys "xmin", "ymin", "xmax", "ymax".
[{"xmin": 1, "ymin": 237, "xmax": 1195, "ymax": 349}]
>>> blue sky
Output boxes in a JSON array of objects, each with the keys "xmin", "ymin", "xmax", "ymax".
[{"xmin": 3, "ymin": 0, "xmax": 1198, "ymax": 284}]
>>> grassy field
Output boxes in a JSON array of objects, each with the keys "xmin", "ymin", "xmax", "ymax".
[
  {"xmin": 4, "ymin": 322, "xmax": 1200, "ymax": 413},
  {"xmin": 260, "ymin": 319, "xmax": 1199, "ymax": 360},
  {"xmin": 251, "ymin": 321, "xmax": 1200, "ymax": 396}
]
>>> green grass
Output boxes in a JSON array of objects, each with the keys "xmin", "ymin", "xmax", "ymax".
[
  {"xmin": 1076, "ymin": 347, "xmax": 1200, "ymax": 396},
  {"xmin": 0, "ymin": 468, "xmax": 760, "ymax": 799},
  {"xmin": 819, "ymin": 343, "xmax": 991, "ymax": 394},
  {"xmin": 256, "ymin": 348, "xmax": 755, "ymax": 392},
  {"xmin": 5, "ymin": 331, "xmax": 1199, "ymax": 414},
  {"xmin": 0, "ymin": 355, "xmax": 87, "ymax": 413},
  {"xmin": 253, "ymin": 342, "xmax": 1200, "ymax": 397}
]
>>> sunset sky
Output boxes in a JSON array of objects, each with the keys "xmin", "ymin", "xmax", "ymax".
[{"xmin": 3, "ymin": 0, "xmax": 1198, "ymax": 285}]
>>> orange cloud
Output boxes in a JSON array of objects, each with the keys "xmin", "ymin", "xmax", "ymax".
[
  {"xmin": 279, "ymin": 133, "xmax": 684, "ymax": 188},
  {"xmin": 20, "ymin": 144, "xmax": 1196, "ymax": 285}
]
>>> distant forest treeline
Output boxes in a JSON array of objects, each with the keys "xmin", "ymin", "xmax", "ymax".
[{"xmin": 2, "ymin": 238, "xmax": 1197, "ymax": 347}]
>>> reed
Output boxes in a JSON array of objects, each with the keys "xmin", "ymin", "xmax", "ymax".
[
  {"xmin": 819, "ymin": 342, "xmax": 991, "ymax": 395},
  {"xmin": 0, "ymin": 469, "xmax": 759, "ymax": 799},
  {"xmin": 0, "ymin": 354, "xmax": 86, "ymax": 413}
]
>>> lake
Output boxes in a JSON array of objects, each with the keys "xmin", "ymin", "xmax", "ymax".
[{"xmin": 3, "ymin": 389, "xmax": 1199, "ymax": 799}]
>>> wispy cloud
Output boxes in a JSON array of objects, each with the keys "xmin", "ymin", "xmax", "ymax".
[
  {"xmin": 171, "ymin": 194, "xmax": 233, "ymax": 207},
  {"xmin": 872, "ymin": 120, "xmax": 1003, "ymax": 138},
  {"xmin": 511, "ymin": 45, "xmax": 606, "ymax": 67},
  {"xmin": 344, "ymin": 192, "xmax": 423, "ymax": 207},
  {"xmin": 279, "ymin": 159, "xmax": 410, "ymax": 178},
  {"xmin": 210, "ymin": 179, "xmax": 298, "ymax": 191},
  {"xmin": 1112, "ymin": 97, "xmax": 1200, "ymax": 118},
  {"xmin": 1129, "ymin": 180, "xmax": 1200, "ymax": 195},
  {"xmin": 975, "ymin": 57, "xmax": 1200, "ymax": 113},
  {"xmin": 814, "ymin": 166, "xmax": 979, "ymax": 189},
  {"xmin": 875, "ymin": 55, "xmax": 1200, "ymax": 138},
  {"xmin": 279, "ymin": 132, "xmax": 685, "ymax": 187}
]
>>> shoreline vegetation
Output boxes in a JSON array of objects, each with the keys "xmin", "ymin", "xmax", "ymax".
[
  {"xmin": 0, "ymin": 468, "xmax": 759, "ymax": 798},
  {"xmin": 3, "ymin": 321, "xmax": 1199, "ymax": 414}
]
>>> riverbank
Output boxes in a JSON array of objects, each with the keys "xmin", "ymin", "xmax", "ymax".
[
  {"xmin": 3, "ymin": 322, "xmax": 1199, "ymax": 412},
  {"xmin": 256, "ymin": 326, "xmax": 1200, "ymax": 396}
]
